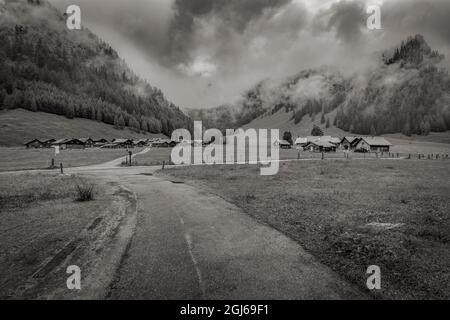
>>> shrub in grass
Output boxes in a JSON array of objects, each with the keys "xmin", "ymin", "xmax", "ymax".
[
  {"xmin": 244, "ymin": 191, "xmax": 256, "ymax": 203},
  {"xmin": 74, "ymin": 178, "xmax": 95, "ymax": 202}
]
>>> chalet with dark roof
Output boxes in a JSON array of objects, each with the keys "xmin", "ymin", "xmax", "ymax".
[
  {"xmin": 354, "ymin": 137, "xmax": 392, "ymax": 152},
  {"xmin": 51, "ymin": 138, "xmax": 85, "ymax": 150}
]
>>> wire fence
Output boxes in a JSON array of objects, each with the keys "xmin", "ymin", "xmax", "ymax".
[{"xmin": 147, "ymin": 149, "xmax": 450, "ymax": 168}]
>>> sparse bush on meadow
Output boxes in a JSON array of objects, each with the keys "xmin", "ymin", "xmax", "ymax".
[{"xmin": 74, "ymin": 178, "xmax": 96, "ymax": 202}]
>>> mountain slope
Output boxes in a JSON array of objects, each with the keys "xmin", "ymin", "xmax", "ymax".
[
  {"xmin": 194, "ymin": 35, "xmax": 450, "ymax": 137},
  {"xmin": 0, "ymin": 0, "xmax": 190, "ymax": 136},
  {"xmin": 0, "ymin": 109, "xmax": 167, "ymax": 146}
]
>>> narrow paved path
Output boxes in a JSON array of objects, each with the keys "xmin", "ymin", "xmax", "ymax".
[{"xmin": 70, "ymin": 165, "xmax": 366, "ymax": 299}]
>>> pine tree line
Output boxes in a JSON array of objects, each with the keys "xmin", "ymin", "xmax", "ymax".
[{"xmin": 0, "ymin": 4, "xmax": 190, "ymax": 136}]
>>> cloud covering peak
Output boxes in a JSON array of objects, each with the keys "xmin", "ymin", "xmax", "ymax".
[{"xmin": 48, "ymin": 0, "xmax": 450, "ymax": 108}]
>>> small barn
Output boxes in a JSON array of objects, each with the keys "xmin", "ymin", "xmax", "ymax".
[
  {"xmin": 152, "ymin": 139, "xmax": 178, "ymax": 148},
  {"xmin": 340, "ymin": 137, "xmax": 359, "ymax": 150},
  {"xmin": 100, "ymin": 143, "xmax": 120, "ymax": 149},
  {"xmin": 42, "ymin": 138, "xmax": 56, "ymax": 148},
  {"xmin": 304, "ymin": 140, "xmax": 337, "ymax": 152},
  {"xmin": 92, "ymin": 138, "xmax": 108, "ymax": 147},
  {"xmin": 24, "ymin": 138, "xmax": 57, "ymax": 148},
  {"xmin": 327, "ymin": 137, "xmax": 341, "ymax": 146},
  {"xmin": 134, "ymin": 139, "xmax": 149, "ymax": 147},
  {"xmin": 25, "ymin": 139, "xmax": 45, "ymax": 149},
  {"xmin": 152, "ymin": 141, "xmax": 169, "ymax": 148},
  {"xmin": 112, "ymin": 139, "xmax": 134, "ymax": 148},
  {"xmin": 354, "ymin": 137, "xmax": 392, "ymax": 153},
  {"xmin": 277, "ymin": 140, "xmax": 292, "ymax": 149},
  {"xmin": 294, "ymin": 137, "xmax": 308, "ymax": 147},
  {"xmin": 79, "ymin": 138, "xmax": 94, "ymax": 148},
  {"xmin": 52, "ymin": 138, "xmax": 85, "ymax": 150}
]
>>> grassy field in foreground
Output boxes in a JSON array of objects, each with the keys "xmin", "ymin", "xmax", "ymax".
[
  {"xmin": 0, "ymin": 147, "xmax": 140, "ymax": 172},
  {"xmin": 0, "ymin": 173, "xmax": 109, "ymax": 298},
  {"xmin": 159, "ymin": 160, "xmax": 450, "ymax": 299}
]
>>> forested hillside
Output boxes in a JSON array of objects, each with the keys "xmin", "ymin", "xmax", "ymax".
[
  {"xmin": 194, "ymin": 35, "xmax": 450, "ymax": 136},
  {"xmin": 0, "ymin": 109, "xmax": 168, "ymax": 146},
  {"xmin": 336, "ymin": 35, "xmax": 450, "ymax": 136},
  {"xmin": 0, "ymin": 0, "xmax": 190, "ymax": 136}
]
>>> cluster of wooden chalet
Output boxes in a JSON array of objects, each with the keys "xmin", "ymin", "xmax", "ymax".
[
  {"xmin": 25, "ymin": 135, "xmax": 392, "ymax": 153},
  {"xmin": 24, "ymin": 138, "xmax": 179, "ymax": 150},
  {"xmin": 276, "ymin": 136, "xmax": 392, "ymax": 153}
]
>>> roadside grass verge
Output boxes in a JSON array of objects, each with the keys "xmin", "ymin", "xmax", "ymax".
[
  {"xmin": 159, "ymin": 159, "xmax": 450, "ymax": 299},
  {"xmin": 0, "ymin": 172, "xmax": 108, "ymax": 298},
  {"xmin": 0, "ymin": 147, "xmax": 141, "ymax": 172},
  {"xmin": 0, "ymin": 173, "xmax": 76, "ymax": 208}
]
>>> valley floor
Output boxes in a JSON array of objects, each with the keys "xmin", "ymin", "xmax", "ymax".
[
  {"xmin": 1, "ymin": 146, "xmax": 449, "ymax": 300},
  {"xmin": 0, "ymin": 165, "xmax": 366, "ymax": 299},
  {"xmin": 160, "ymin": 159, "xmax": 450, "ymax": 299},
  {"xmin": 0, "ymin": 147, "xmax": 142, "ymax": 172}
]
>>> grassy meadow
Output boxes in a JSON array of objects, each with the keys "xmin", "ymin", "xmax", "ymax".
[
  {"xmin": 0, "ymin": 172, "xmax": 110, "ymax": 298},
  {"xmin": 159, "ymin": 159, "xmax": 450, "ymax": 299},
  {"xmin": 133, "ymin": 145, "xmax": 386, "ymax": 166},
  {"xmin": 0, "ymin": 147, "xmax": 141, "ymax": 172},
  {"xmin": 133, "ymin": 142, "xmax": 450, "ymax": 168}
]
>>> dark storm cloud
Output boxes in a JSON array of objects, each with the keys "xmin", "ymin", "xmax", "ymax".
[
  {"xmin": 170, "ymin": 0, "xmax": 292, "ymax": 34},
  {"xmin": 51, "ymin": 0, "xmax": 174, "ymax": 60},
  {"xmin": 47, "ymin": 0, "xmax": 450, "ymax": 108},
  {"xmin": 167, "ymin": 0, "xmax": 294, "ymax": 64},
  {"xmin": 313, "ymin": 0, "xmax": 366, "ymax": 44}
]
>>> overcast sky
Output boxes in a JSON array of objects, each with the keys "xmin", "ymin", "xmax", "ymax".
[{"xmin": 49, "ymin": 0, "xmax": 450, "ymax": 109}]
